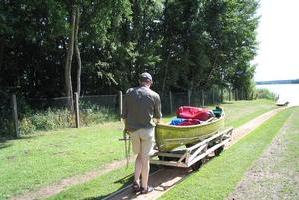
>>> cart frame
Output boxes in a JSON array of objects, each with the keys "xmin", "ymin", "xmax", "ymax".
[{"xmin": 150, "ymin": 127, "xmax": 233, "ymax": 169}]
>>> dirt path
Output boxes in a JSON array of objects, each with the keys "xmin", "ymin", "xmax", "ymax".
[
  {"xmin": 228, "ymin": 108, "xmax": 299, "ymax": 200},
  {"xmin": 10, "ymin": 157, "xmax": 137, "ymax": 200},
  {"xmin": 10, "ymin": 107, "xmax": 286, "ymax": 200}
]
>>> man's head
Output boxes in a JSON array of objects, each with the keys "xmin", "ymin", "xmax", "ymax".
[{"xmin": 139, "ymin": 72, "xmax": 153, "ymax": 87}]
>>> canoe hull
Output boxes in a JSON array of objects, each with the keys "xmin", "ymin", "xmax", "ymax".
[{"xmin": 155, "ymin": 115, "xmax": 225, "ymax": 152}]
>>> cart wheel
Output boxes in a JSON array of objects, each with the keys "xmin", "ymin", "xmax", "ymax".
[
  {"xmin": 191, "ymin": 160, "xmax": 204, "ymax": 171},
  {"xmin": 214, "ymin": 146, "xmax": 224, "ymax": 156}
]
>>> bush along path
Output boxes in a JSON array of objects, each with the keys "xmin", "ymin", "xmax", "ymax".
[
  {"xmin": 44, "ymin": 107, "xmax": 287, "ymax": 200},
  {"xmin": 228, "ymin": 106, "xmax": 299, "ymax": 200}
]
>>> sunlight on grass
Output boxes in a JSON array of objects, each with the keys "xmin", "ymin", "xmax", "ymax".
[
  {"xmin": 0, "ymin": 122, "xmax": 125, "ymax": 199},
  {"xmin": 0, "ymin": 100, "xmax": 276, "ymax": 199},
  {"xmin": 159, "ymin": 108, "xmax": 293, "ymax": 200}
]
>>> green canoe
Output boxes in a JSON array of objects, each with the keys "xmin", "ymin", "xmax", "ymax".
[{"xmin": 155, "ymin": 113, "xmax": 225, "ymax": 152}]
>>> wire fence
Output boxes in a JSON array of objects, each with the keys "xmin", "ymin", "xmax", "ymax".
[{"xmin": 1, "ymin": 87, "xmax": 234, "ymax": 137}]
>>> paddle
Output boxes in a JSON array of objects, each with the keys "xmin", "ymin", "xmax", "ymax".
[{"xmin": 119, "ymin": 130, "xmax": 131, "ymax": 168}]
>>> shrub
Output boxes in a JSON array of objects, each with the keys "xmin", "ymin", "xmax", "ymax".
[
  {"xmin": 19, "ymin": 117, "xmax": 36, "ymax": 135},
  {"xmin": 80, "ymin": 107, "xmax": 115, "ymax": 126},
  {"xmin": 255, "ymin": 88, "xmax": 277, "ymax": 100},
  {"xmin": 20, "ymin": 108, "xmax": 73, "ymax": 135},
  {"xmin": 18, "ymin": 105, "xmax": 116, "ymax": 135}
]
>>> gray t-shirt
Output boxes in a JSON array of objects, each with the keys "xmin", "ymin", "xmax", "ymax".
[{"xmin": 122, "ymin": 86, "xmax": 162, "ymax": 131}]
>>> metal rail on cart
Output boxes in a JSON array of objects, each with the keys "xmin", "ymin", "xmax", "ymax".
[{"xmin": 150, "ymin": 127, "xmax": 233, "ymax": 170}]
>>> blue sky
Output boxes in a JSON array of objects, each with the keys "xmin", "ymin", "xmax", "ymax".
[{"xmin": 253, "ymin": 0, "xmax": 299, "ymax": 81}]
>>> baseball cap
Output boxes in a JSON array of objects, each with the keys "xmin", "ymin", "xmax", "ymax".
[{"xmin": 139, "ymin": 72, "xmax": 152, "ymax": 81}]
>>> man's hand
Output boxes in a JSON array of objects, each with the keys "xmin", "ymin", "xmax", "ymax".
[
  {"xmin": 154, "ymin": 118, "xmax": 160, "ymax": 124},
  {"xmin": 123, "ymin": 128, "xmax": 129, "ymax": 134}
]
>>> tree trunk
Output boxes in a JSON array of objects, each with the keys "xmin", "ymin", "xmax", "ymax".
[
  {"xmin": 74, "ymin": 6, "xmax": 82, "ymax": 96},
  {"xmin": 161, "ymin": 53, "xmax": 170, "ymax": 96},
  {"xmin": 0, "ymin": 38, "xmax": 4, "ymax": 72},
  {"xmin": 65, "ymin": 5, "xmax": 76, "ymax": 112}
]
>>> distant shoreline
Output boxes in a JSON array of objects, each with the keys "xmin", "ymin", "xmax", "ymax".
[{"xmin": 256, "ymin": 79, "xmax": 299, "ymax": 85}]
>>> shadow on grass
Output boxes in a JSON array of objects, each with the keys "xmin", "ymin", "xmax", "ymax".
[
  {"xmin": 82, "ymin": 174, "xmax": 134, "ymax": 200},
  {"xmin": 0, "ymin": 142, "xmax": 12, "ymax": 149},
  {"xmin": 0, "ymin": 135, "xmax": 36, "ymax": 150},
  {"xmin": 221, "ymin": 101, "xmax": 234, "ymax": 104}
]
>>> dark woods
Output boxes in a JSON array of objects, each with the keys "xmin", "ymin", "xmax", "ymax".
[{"xmin": 0, "ymin": 0, "xmax": 259, "ymax": 99}]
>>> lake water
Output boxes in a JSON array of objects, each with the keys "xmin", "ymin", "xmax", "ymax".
[{"xmin": 256, "ymin": 84, "xmax": 299, "ymax": 106}]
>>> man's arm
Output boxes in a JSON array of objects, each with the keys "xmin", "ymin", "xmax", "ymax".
[
  {"xmin": 122, "ymin": 91, "xmax": 128, "ymax": 132},
  {"xmin": 153, "ymin": 94, "xmax": 162, "ymax": 123}
]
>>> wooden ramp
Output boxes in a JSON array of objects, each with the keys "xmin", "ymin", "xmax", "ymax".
[{"xmin": 105, "ymin": 167, "xmax": 192, "ymax": 200}]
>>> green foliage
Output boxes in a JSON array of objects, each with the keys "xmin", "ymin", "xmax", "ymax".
[
  {"xmin": 80, "ymin": 107, "xmax": 117, "ymax": 126},
  {"xmin": 1, "ymin": 0, "xmax": 259, "ymax": 97},
  {"xmin": 1, "ymin": 0, "xmax": 260, "ymax": 135},
  {"xmin": 47, "ymin": 101, "xmax": 285, "ymax": 200},
  {"xmin": 19, "ymin": 106, "xmax": 117, "ymax": 135},
  {"xmin": 255, "ymin": 88, "xmax": 277, "ymax": 100},
  {"xmin": 19, "ymin": 108, "xmax": 72, "ymax": 135},
  {"xmin": 0, "ymin": 100, "xmax": 276, "ymax": 198}
]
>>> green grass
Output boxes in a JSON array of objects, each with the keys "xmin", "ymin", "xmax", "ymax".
[
  {"xmin": 249, "ymin": 106, "xmax": 299, "ymax": 199},
  {"xmin": 47, "ymin": 165, "xmax": 135, "ymax": 200},
  {"xmin": 163, "ymin": 99, "xmax": 277, "ymax": 128},
  {"xmin": 281, "ymin": 109, "xmax": 299, "ymax": 172},
  {"xmin": 0, "ymin": 99, "xmax": 276, "ymax": 199},
  {"xmin": 159, "ymin": 108, "xmax": 293, "ymax": 200},
  {"xmin": 0, "ymin": 122, "xmax": 125, "ymax": 199},
  {"xmin": 222, "ymin": 99, "xmax": 277, "ymax": 128},
  {"xmin": 47, "ymin": 100, "xmax": 278, "ymax": 199}
]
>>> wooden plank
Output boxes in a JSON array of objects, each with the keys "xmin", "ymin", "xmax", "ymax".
[
  {"xmin": 187, "ymin": 138, "xmax": 230, "ymax": 167},
  {"xmin": 150, "ymin": 160, "xmax": 187, "ymax": 168},
  {"xmin": 187, "ymin": 144, "xmax": 207, "ymax": 163},
  {"xmin": 156, "ymin": 152, "xmax": 185, "ymax": 158},
  {"xmin": 187, "ymin": 127, "xmax": 233, "ymax": 151},
  {"xmin": 177, "ymin": 152, "xmax": 188, "ymax": 163},
  {"xmin": 150, "ymin": 127, "xmax": 233, "ymax": 168}
]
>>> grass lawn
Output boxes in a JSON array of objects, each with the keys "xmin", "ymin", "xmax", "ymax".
[
  {"xmin": 229, "ymin": 106, "xmax": 299, "ymax": 199},
  {"xmin": 221, "ymin": 99, "xmax": 278, "ymax": 128},
  {"xmin": 159, "ymin": 108, "xmax": 294, "ymax": 200},
  {"xmin": 0, "ymin": 122, "xmax": 125, "ymax": 199},
  {"xmin": 0, "ymin": 99, "xmax": 276, "ymax": 199},
  {"xmin": 46, "ymin": 99, "xmax": 278, "ymax": 200},
  {"xmin": 47, "ymin": 165, "xmax": 135, "ymax": 200},
  {"xmin": 163, "ymin": 99, "xmax": 277, "ymax": 128}
]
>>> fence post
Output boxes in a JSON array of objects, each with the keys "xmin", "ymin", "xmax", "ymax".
[
  {"xmin": 187, "ymin": 90, "xmax": 191, "ymax": 106},
  {"xmin": 119, "ymin": 91, "xmax": 123, "ymax": 121},
  {"xmin": 74, "ymin": 92, "xmax": 80, "ymax": 128},
  {"xmin": 11, "ymin": 94, "xmax": 20, "ymax": 138},
  {"xmin": 169, "ymin": 91, "xmax": 173, "ymax": 114},
  {"xmin": 212, "ymin": 88, "xmax": 215, "ymax": 104},
  {"xmin": 201, "ymin": 90, "xmax": 205, "ymax": 107}
]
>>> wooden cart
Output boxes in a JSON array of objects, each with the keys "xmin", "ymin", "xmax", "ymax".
[{"xmin": 150, "ymin": 127, "xmax": 233, "ymax": 170}]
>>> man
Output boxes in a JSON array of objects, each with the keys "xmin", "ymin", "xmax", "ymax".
[{"xmin": 122, "ymin": 72, "xmax": 162, "ymax": 194}]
